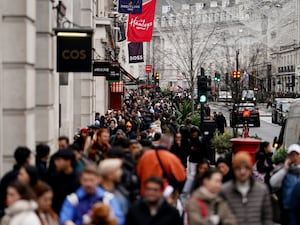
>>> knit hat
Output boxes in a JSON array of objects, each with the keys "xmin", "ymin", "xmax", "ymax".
[
  {"xmin": 81, "ymin": 128, "xmax": 88, "ymax": 133},
  {"xmin": 126, "ymin": 122, "xmax": 132, "ymax": 127},
  {"xmin": 216, "ymin": 157, "xmax": 230, "ymax": 167},
  {"xmin": 232, "ymin": 152, "xmax": 252, "ymax": 169}
]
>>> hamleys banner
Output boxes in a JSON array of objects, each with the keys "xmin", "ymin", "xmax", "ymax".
[{"xmin": 127, "ymin": 0, "xmax": 157, "ymax": 42}]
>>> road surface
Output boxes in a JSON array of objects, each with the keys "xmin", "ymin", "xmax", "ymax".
[{"xmin": 210, "ymin": 102, "xmax": 281, "ymax": 143}]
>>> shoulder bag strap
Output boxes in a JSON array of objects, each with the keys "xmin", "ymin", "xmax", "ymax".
[
  {"xmin": 197, "ymin": 199, "xmax": 208, "ymax": 218},
  {"xmin": 155, "ymin": 150, "xmax": 169, "ymax": 179}
]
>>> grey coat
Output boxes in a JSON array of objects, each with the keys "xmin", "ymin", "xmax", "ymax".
[{"xmin": 221, "ymin": 179, "xmax": 273, "ymax": 225}]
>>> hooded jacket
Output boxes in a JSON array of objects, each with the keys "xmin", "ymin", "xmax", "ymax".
[
  {"xmin": 187, "ymin": 187, "xmax": 236, "ymax": 225},
  {"xmin": 1, "ymin": 200, "xmax": 41, "ymax": 225}
]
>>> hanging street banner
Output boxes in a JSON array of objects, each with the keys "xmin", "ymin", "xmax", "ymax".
[
  {"xmin": 118, "ymin": 23, "xmax": 126, "ymax": 42},
  {"xmin": 55, "ymin": 28, "xmax": 93, "ymax": 72},
  {"xmin": 93, "ymin": 62, "xmax": 111, "ymax": 76},
  {"xmin": 127, "ymin": 0, "xmax": 157, "ymax": 42},
  {"xmin": 118, "ymin": 0, "xmax": 142, "ymax": 14},
  {"xmin": 128, "ymin": 42, "xmax": 144, "ymax": 63}
]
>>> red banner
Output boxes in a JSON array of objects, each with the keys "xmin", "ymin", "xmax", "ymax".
[{"xmin": 127, "ymin": 0, "xmax": 157, "ymax": 42}]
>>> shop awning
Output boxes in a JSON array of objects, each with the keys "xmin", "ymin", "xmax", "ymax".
[{"xmin": 120, "ymin": 66, "xmax": 137, "ymax": 84}]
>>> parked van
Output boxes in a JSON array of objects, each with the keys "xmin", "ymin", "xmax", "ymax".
[{"xmin": 273, "ymin": 98, "xmax": 300, "ymax": 149}]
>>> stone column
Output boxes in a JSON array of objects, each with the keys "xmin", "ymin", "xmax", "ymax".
[
  {"xmin": 35, "ymin": 0, "xmax": 57, "ymax": 150},
  {"xmin": 73, "ymin": 0, "xmax": 95, "ymax": 130},
  {"xmin": 2, "ymin": 0, "xmax": 36, "ymax": 172},
  {"xmin": 0, "ymin": 2, "xmax": 3, "ymax": 175},
  {"xmin": 297, "ymin": 0, "xmax": 300, "ymax": 45}
]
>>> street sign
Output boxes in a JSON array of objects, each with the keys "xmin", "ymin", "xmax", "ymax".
[{"xmin": 145, "ymin": 64, "xmax": 152, "ymax": 73}]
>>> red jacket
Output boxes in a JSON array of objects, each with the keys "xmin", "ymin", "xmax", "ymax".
[{"xmin": 136, "ymin": 148, "xmax": 186, "ymax": 195}]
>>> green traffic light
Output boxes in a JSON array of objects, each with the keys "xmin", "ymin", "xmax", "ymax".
[{"xmin": 199, "ymin": 95, "xmax": 207, "ymax": 103}]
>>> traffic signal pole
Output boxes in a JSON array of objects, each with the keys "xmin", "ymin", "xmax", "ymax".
[
  {"xmin": 235, "ymin": 50, "xmax": 239, "ymax": 102},
  {"xmin": 233, "ymin": 50, "xmax": 240, "ymax": 137},
  {"xmin": 197, "ymin": 74, "xmax": 208, "ymax": 133}
]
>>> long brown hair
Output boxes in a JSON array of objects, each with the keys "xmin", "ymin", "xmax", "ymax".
[
  {"xmin": 7, "ymin": 181, "xmax": 36, "ymax": 201},
  {"xmin": 33, "ymin": 181, "xmax": 58, "ymax": 222}
]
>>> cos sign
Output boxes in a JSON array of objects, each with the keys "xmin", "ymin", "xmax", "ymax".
[
  {"xmin": 62, "ymin": 50, "xmax": 87, "ymax": 60},
  {"xmin": 55, "ymin": 28, "xmax": 93, "ymax": 72}
]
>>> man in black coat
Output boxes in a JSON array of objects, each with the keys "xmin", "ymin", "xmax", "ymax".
[
  {"xmin": 125, "ymin": 176, "xmax": 182, "ymax": 225},
  {"xmin": 45, "ymin": 149, "xmax": 80, "ymax": 214},
  {"xmin": 216, "ymin": 112, "xmax": 227, "ymax": 134}
]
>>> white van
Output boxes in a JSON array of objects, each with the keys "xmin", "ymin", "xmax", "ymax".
[{"xmin": 274, "ymin": 98, "xmax": 300, "ymax": 149}]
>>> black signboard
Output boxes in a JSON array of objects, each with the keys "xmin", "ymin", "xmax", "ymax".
[
  {"xmin": 107, "ymin": 62, "xmax": 120, "ymax": 81},
  {"xmin": 93, "ymin": 62, "xmax": 111, "ymax": 76},
  {"xmin": 55, "ymin": 29, "xmax": 93, "ymax": 72}
]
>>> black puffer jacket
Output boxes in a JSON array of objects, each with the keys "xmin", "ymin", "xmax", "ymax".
[{"xmin": 255, "ymin": 151, "xmax": 274, "ymax": 186}]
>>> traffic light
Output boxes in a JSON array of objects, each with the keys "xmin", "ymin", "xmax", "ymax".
[
  {"xmin": 155, "ymin": 72, "xmax": 160, "ymax": 80},
  {"xmin": 232, "ymin": 71, "xmax": 241, "ymax": 81},
  {"xmin": 214, "ymin": 73, "xmax": 221, "ymax": 82},
  {"xmin": 155, "ymin": 72, "xmax": 160, "ymax": 85},
  {"xmin": 197, "ymin": 75, "xmax": 208, "ymax": 104}
]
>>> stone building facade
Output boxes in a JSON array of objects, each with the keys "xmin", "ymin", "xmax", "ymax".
[{"xmin": 0, "ymin": 0, "xmax": 118, "ymax": 174}]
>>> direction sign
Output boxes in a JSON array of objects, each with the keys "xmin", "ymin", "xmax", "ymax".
[{"xmin": 145, "ymin": 64, "xmax": 152, "ymax": 73}]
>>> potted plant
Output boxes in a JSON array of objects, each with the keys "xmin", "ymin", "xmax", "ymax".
[
  {"xmin": 211, "ymin": 131, "xmax": 233, "ymax": 156},
  {"xmin": 272, "ymin": 147, "xmax": 288, "ymax": 165}
]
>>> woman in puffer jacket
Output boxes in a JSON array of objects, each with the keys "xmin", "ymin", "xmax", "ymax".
[
  {"xmin": 1, "ymin": 181, "xmax": 41, "ymax": 225},
  {"xmin": 186, "ymin": 168, "xmax": 236, "ymax": 225}
]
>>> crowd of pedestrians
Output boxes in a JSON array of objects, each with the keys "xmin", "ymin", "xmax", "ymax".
[{"xmin": 0, "ymin": 91, "xmax": 299, "ymax": 225}]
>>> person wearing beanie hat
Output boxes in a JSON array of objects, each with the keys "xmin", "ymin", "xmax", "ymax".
[
  {"xmin": 231, "ymin": 152, "xmax": 252, "ymax": 171},
  {"xmin": 98, "ymin": 159, "xmax": 129, "ymax": 216},
  {"xmin": 125, "ymin": 121, "xmax": 137, "ymax": 140},
  {"xmin": 216, "ymin": 157, "xmax": 234, "ymax": 183},
  {"xmin": 221, "ymin": 152, "xmax": 273, "ymax": 225}
]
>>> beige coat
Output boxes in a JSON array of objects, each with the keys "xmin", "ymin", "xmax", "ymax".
[{"xmin": 187, "ymin": 187, "xmax": 237, "ymax": 225}]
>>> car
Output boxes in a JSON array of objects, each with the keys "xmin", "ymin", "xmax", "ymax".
[
  {"xmin": 241, "ymin": 90, "xmax": 256, "ymax": 104},
  {"xmin": 271, "ymin": 98, "xmax": 294, "ymax": 125},
  {"xmin": 230, "ymin": 103, "xmax": 260, "ymax": 127},
  {"xmin": 218, "ymin": 91, "xmax": 232, "ymax": 102}
]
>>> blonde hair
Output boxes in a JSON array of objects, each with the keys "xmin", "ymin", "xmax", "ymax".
[{"xmin": 98, "ymin": 159, "xmax": 122, "ymax": 176}]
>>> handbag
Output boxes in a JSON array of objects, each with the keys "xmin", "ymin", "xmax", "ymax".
[{"xmin": 155, "ymin": 150, "xmax": 178, "ymax": 188}]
